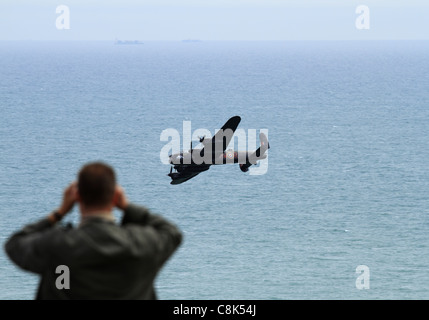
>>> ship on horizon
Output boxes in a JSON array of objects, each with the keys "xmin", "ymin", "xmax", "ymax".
[{"xmin": 114, "ymin": 39, "xmax": 144, "ymax": 45}]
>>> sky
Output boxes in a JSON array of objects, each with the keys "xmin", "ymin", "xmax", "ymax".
[{"xmin": 0, "ymin": 0, "xmax": 428, "ymax": 41}]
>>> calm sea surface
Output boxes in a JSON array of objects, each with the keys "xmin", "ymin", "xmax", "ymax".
[{"xmin": 0, "ymin": 41, "xmax": 428, "ymax": 299}]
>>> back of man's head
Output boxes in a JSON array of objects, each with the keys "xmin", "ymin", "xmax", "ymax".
[{"xmin": 78, "ymin": 162, "xmax": 116, "ymax": 207}]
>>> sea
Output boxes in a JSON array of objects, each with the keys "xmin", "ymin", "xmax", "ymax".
[{"xmin": 0, "ymin": 40, "xmax": 428, "ymax": 300}]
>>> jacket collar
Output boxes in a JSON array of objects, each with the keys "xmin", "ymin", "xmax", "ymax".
[{"xmin": 79, "ymin": 212, "xmax": 116, "ymax": 226}]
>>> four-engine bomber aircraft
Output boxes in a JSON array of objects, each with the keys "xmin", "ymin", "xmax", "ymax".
[{"xmin": 168, "ymin": 116, "xmax": 270, "ymax": 184}]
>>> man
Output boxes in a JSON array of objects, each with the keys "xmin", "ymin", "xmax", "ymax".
[{"xmin": 4, "ymin": 162, "xmax": 183, "ymax": 299}]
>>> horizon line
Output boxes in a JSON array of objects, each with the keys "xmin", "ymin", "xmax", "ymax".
[{"xmin": 1, "ymin": 39, "xmax": 429, "ymax": 42}]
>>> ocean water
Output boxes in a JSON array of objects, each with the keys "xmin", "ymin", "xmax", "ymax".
[{"xmin": 0, "ymin": 40, "xmax": 428, "ymax": 300}]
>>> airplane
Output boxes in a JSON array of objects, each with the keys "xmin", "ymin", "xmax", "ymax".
[{"xmin": 167, "ymin": 116, "xmax": 270, "ymax": 184}]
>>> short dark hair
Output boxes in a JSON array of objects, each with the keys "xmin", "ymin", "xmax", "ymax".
[{"xmin": 78, "ymin": 162, "xmax": 116, "ymax": 207}]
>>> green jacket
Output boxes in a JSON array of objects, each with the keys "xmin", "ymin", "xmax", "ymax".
[{"xmin": 4, "ymin": 203, "xmax": 183, "ymax": 300}]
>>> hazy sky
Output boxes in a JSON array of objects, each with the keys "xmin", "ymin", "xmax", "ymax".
[{"xmin": 1, "ymin": 0, "xmax": 428, "ymax": 41}]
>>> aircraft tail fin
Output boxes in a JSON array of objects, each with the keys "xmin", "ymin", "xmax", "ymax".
[{"xmin": 239, "ymin": 132, "xmax": 270, "ymax": 172}]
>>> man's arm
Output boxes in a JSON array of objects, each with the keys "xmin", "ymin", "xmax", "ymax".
[
  {"xmin": 4, "ymin": 217, "xmax": 57, "ymax": 274},
  {"xmin": 121, "ymin": 203, "xmax": 183, "ymax": 265},
  {"xmin": 115, "ymin": 185, "xmax": 182, "ymax": 266},
  {"xmin": 4, "ymin": 183, "xmax": 77, "ymax": 274}
]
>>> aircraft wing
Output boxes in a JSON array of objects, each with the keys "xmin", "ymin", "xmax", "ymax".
[
  {"xmin": 199, "ymin": 116, "xmax": 241, "ymax": 163},
  {"xmin": 169, "ymin": 164, "xmax": 211, "ymax": 184},
  {"xmin": 170, "ymin": 172, "xmax": 202, "ymax": 184}
]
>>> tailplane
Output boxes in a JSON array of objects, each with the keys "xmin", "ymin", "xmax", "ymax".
[{"xmin": 240, "ymin": 132, "xmax": 270, "ymax": 172}]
